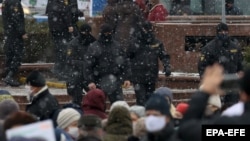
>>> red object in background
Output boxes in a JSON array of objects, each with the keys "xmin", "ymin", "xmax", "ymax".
[{"xmin": 147, "ymin": 4, "xmax": 168, "ymax": 21}]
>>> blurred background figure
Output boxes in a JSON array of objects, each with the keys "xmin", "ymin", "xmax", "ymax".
[
  {"xmin": 47, "ymin": 0, "xmax": 74, "ymax": 80},
  {"xmin": 0, "ymin": 91, "xmax": 20, "ymax": 141},
  {"xmin": 225, "ymin": 0, "xmax": 243, "ymax": 15},
  {"xmin": 146, "ymin": 0, "xmax": 168, "ymax": 21},
  {"xmin": 84, "ymin": 24, "xmax": 131, "ymax": 104},
  {"xmin": 102, "ymin": 0, "xmax": 118, "ymax": 32},
  {"xmin": 3, "ymin": 111, "xmax": 37, "ymax": 133},
  {"xmin": 66, "ymin": 23, "xmax": 96, "ymax": 106},
  {"xmin": 127, "ymin": 21, "xmax": 171, "ymax": 106},
  {"xmin": 2, "ymin": 0, "xmax": 28, "ymax": 87}
]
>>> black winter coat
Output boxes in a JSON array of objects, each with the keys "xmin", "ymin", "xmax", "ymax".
[
  {"xmin": 84, "ymin": 40, "xmax": 131, "ymax": 85},
  {"xmin": 127, "ymin": 38, "xmax": 170, "ymax": 84},
  {"xmin": 198, "ymin": 38, "xmax": 243, "ymax": 77},
  {"xmin": 2, "ymin": 0, "xmax": 26, "ymax": 37},
  {"xmin": 26, "ymin": 88, "xmax": 60, "ymax": 121},
  {"xmin": 67, "ymin": 34, "xmax": 96, "ymax": 69},
  {"xmin": 47, "ymin": 0, "xmax": 72, "ymax": 33}
]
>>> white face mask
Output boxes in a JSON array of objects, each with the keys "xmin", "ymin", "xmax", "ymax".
[
  {"xmin": 145, "ymin": 115, "xmax": 166, "ymax": 132},
  {"xmin": 68, "ymin": 127, "xmax": 79, "ymax": 139},
  {"xmin": 25, "ymin": 85, "xmax": 33, "ymax": 94}
]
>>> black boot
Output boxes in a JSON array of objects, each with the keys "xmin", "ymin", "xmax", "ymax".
[{"xmin": 3, "ymin": 71, "xmax": 21, "ymax": 87}]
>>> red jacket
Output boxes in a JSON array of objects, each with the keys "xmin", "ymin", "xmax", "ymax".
[{"xmin": 147, "ymin": 4, "xmax": 168, "ymax": 22}]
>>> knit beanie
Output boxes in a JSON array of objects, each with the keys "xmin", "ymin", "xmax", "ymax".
[
  {"xmin": 26, "ymin": 71, "xmax": 46, "ymax": 87},
  {"xmin": 129, "ymin": 105, "xmax": 145, "ymax": 118},
  {"xmin": 57, "ymin": 108, "xmax": 81, "ymax": 129},
  {"xmin": 0, "ymin": 90, "xmax": 13, "ymax": 103},
  {"xmin": 110, "ymin": 101, "xmax": 130, "ymax": 112},
  {"xmin": 154, "ymin": 87, "xmax": 173, "ymax": 103},
  {"xmin": 145, "ymin": 94, "xmax": 171, "ymax": 117}
]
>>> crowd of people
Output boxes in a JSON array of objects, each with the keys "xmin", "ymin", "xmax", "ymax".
[{"xmin": 1, "ymin": 62, "xmax": 250, "ymax": 141}]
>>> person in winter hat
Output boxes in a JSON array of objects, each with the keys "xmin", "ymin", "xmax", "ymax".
[
  {"xmin": 25, "ymin": 71, "xmax": 60, "ymax": 124},
  {"xmin": 144, "ymin": 94, "xmax": 175, "ymax": 141},
  {"xmin": 103, "ymin": 106, "xmax": 133, "ymax": 141},
  {"xmin": 4, "ymin": 111, "xmax": 37, "ymax": 131},
  {"xmin": 0, "ymin": 99, "xmax": 20, "ymax": 141},
  {"xmin": 78, "ymin": 114, "xmax": 104, "ymax": 140},
  {"xmin": 127, "ymin": 21, "xmax": 171, "ymax": 106},
  {"xmin": 154, "ymin": 87, "xmax": 177, "ymax": 118},
  {"xmin": 57, "ymin": 108, "xmax": 81, "ymax": 140},
  {"xmin": 198, "ymin": 22, "xmax": 243, "ymax": 77},
  {"xmin": 0, "ymin": 90, "xmax": 14, "ymax": 102},
  {"xmin": 129, "ymin": 105, "xmax": 145, "ymax": 123},
  {"xmin": 66, "ymin": 23, "xmax": 96, "ymax": 106},
  {"xmin": 82, "ymin": 88, "xmax": 107, "ymax": 119},
  {"xmin": 110, "ymin": 100, "xmax": 130, "ymax": 112}
]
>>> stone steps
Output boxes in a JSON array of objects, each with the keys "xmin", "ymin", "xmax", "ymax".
[
  {"xmin": 0, "ymin": 63, "xmax": 199, "ymax": 111},
  {"xmin": 12, "ymin": 89, "xmax": 196, "ymax": 111}
]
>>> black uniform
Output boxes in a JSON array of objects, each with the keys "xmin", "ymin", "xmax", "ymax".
[
  {"xmin": 2, "ymin": 0, "xmax": 26, "ymax": 86},
  {"xmin": 47, "ymin": 0, "xmax": 73, "ymax": 80},
  {"xmin": 127, "ymin": 21, "xmax": 171, "ymax": 106},
  {"xmin": 69, "ymin": 0, "xmax": 84, "ymax": 37},
  {"xmin": 198, "ymin": 37, "xmax": 243, "ymax": 77},
  {"xmin": 84, "ymin": 24, "xmax": 131, "ymax": 104},
  {"xmin": 66, "ymin": 24, "xmax": 96, "ymax": 106}
]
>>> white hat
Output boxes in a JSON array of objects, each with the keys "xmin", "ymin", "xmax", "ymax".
[
  {"xmin": 208, "ymin": 95, "xmax": 222, "ymax": 108},
  {"xmin": 129, "ymin": 105, "xmax": 145, "ymax": 118},
  {"xmin": 57, "ymin": 108, "xmax": 81, "ymax": 129},
  {"xmin": 110, "ymin": 101, "xmax": 130, "ymax": 112}
]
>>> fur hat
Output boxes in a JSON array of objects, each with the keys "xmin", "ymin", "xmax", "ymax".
[
  {"xmin": 26, "ymin": 71, "xmax": 46, "ymax": 87},
  {"xmin": 145, "ymin": 94, "xmax": 171, "ymax": 117},
  {"xmin": 129, "ymin": 105, "xmax": 145, "ymax": 118},
  {"xmin": 110, "ymin": 101, "xmax": 130, "ymax": 112},
  {"xmin": 216, "ymin": 22, "xmax": 229, "ymax": 33},
  {"xmin": 133, "ymin": 117, "xmax": 146, "ymax": 138},
  {"xmin": 57, "ymin": 108, "xmax": 81, "ymax": 129},
  {"xmin": 78, "ymin": 114, "xmax": 102, "ymax": 128},
  {"xmin": 0, "ymin": 99, "xmax": 20, "ymax": 120},
  {"xmin": 154, "ymin": 87, "xmax": 173, "ymax": 103},
  {"xmin": 0, "ymin": 90, "xmax": 13, "ymax": 103},
  {"xmin": 105, "ymin": 106, "xmax": 132, "ymax": 135}
]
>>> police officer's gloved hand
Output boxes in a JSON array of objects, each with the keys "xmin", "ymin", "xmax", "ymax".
[{"xmin": 164, "ymin": 66, "xmax": 171, "ymax": 77}]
